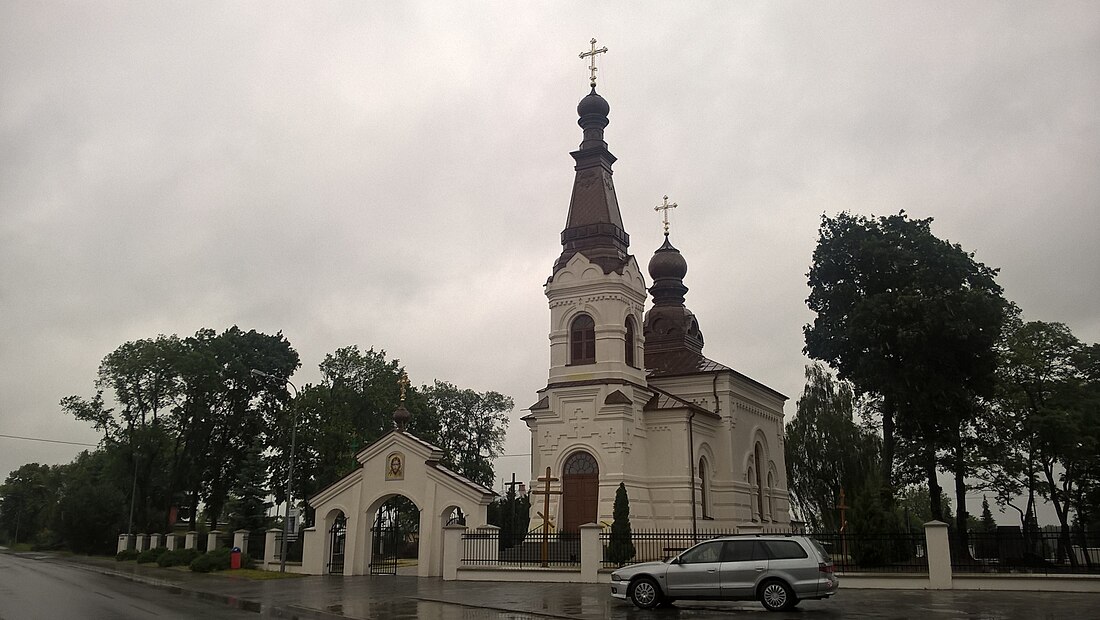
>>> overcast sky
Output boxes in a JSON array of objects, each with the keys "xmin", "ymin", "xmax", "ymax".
[{"xmin": 2, "ymin": 2, "xmax": 1098, "ymax": 515}]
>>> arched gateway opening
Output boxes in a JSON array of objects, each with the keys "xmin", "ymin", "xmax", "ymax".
[
  {"xmin": 369, "ymin": 495, "xmax": 420, "ymax": 575},
  {"xmin": 561, "ymin": 451, "xmax": 599, "ymax": 532},
  {"xmin": 327, "ymin": 511, "xmax": 346, "ymax": 575}
]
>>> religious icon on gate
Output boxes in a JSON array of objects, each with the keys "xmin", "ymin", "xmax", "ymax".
[{"xmin": 385, "ymin": 452, "xmax": 405, "ymax": 481}]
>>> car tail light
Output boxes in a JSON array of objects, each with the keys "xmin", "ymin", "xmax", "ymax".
[{"xmin": 819, "ymin": 562, "xmax": 834, "ymax": 574}]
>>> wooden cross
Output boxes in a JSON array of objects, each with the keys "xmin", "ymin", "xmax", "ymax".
[
  {"xmin": 530, "ymin": 466, "xmax": 562, "ymax": 567},
  {"xmin": 398, "ymin": 372, "xmax": 409, "ymax": 402},
  {"xmin": 655, "ymin": 195, "xmax": 678, "ymax": 235},
  {"xmin": 836, "ymin": 487, "xmax": 849, "ymax": 533},
  {"xmin": 579, "ymin": 38, "xmax": 608, "ymax": 87}
]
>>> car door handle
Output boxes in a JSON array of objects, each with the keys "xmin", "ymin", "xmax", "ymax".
[
  {"xmin": 707, "ymin": 569, "xmax": 716, "ymax": 573},
  {"xmin": 755, "ymin": 566, "xmax": 766, "ymax": 572}
]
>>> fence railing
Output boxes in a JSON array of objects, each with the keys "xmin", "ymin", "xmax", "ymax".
[
  {"xmin": 456, "ymin": 525, "xmax": 1100, "ymax": 579},
  {"xmin": 810, "ymin": 531, "xmax": 929, "ymax": 573},
  {"xmin": 246, "ymin": 529, "xmax": 266, "ymax": 562},
  {"xmin": 271, "ymin": 533, "xmax": 303, "ymax": 562},
  {"xmin": 952, "ymin": 530, "xmax": 1100, "ymax": 574},
  {"xmin": 599, "ymin": 529, "xmax": 739, "ymax": 568},
  {"xmin": 462, "ymin": 529, "xmax": 582, "ymax": 567}
]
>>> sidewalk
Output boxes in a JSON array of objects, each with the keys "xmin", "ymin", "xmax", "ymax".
[{"xmin": 42, "ymin": 554, "xmax": 620, "ymax": 619}]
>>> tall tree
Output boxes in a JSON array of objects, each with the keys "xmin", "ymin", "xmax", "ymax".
[
  {"xmin": 420, "ymin": 381, "xmax": 513, "ymax": 488},
  {"xmin": 785, "ymin": 363, "xmax": 880, "ymax": 531},
  {"xmin": 0, "ymin": 463, "xmax": 54, "ymax": 545},
  {"xmin": 273, "ymin": 346, "xmax": 412, "ymax": 516},
  {"xmin": 804, "ymin": 211, "xmax": 1007, "ymax": 528}
]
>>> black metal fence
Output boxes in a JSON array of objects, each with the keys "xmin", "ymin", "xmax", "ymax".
[
  {"xmin": 460, "ymin": 526, "xmax": 1100, "ymax": 577},
  {"xmin": 600, "ymin": 529, "xmax": 739, "ymax": 568},
  {"xmin": 463, "ymin": 529, "xmax": 581, "ymax": 567},
  {"xmin": 246, "ymin": 529, "xmax": 266, "ymax": 562},
  {"xmin": 952, "ymin": 529, "xmax": 1100, "ymax": 574},
  {"xmin": 270, "ymin": 533, "xmax": 304, "ymax": 563},
  {"xmin": 811, "ymin": 531, "xmax": 929, "ymax": 573}
]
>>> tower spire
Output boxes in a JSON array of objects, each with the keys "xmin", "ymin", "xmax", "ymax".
[{"xmin": 553, "ymin": 39, "xmax": 630, "ymax": 275}]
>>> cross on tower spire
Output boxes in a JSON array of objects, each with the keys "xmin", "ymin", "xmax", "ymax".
[
  {"xmin": 655, "ymin": 195, "xmax": 678, "ymax": 235},
  {"xmin": 579, "ymin": 38, "xmax": 608, "ymax": 87}
]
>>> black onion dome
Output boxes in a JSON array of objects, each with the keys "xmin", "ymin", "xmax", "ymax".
[
  {"xmin": 648, "ymin": 235, "xmax": 688, "ymax": 281},
  {"xmin": 577, "ymin": 88, "xmax": 610, "ymax": 117}
]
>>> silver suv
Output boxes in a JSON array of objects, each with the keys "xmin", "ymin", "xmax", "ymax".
[{"xmin": 609, "ymin": 535, "xmax": 838, "ymax": 612}]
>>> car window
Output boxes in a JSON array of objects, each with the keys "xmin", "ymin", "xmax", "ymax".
[
  {"xmin": 680, "ymin": 541, "xmax": 723, "ymax": 564},
  {"xmin": 722, "ymin": 540, "xmax": 767, "ymax": 562},
  {"xmin": 762, "ymin": 540, "xmax": 808, "ymax": 560},
  {"xmin": 809, "ymin": 538, "xmax": 830, "ymax": 561}
]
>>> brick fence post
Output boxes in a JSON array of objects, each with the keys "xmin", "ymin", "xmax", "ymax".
[
  {"xmin": 185, "ymin": 531, "xmax": 197, "ymax": 550},
  {"xmin": 117, "ymin": 534, "xmax": 133, "ymax": 554}
]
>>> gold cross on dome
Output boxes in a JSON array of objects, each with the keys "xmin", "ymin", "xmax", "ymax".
[
  {"xmin": 398, "ymin": 372, "xmax": 409, "ymax": 402},
  {"xmin": 655, "ymin": 195, "xmax": 678, "ymax": 234},
  {"xmin": 579, "ymin": 38, "xmax": 608, "ymax": 87}
]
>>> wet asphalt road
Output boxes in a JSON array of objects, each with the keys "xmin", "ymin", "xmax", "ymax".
[
  {"xmin": 3, "ymin": 553, "xmax": 1098, "ymax": 619},
  {"xmin": 0, "ymin": 552, "xmax": 257, "ymax": 620}
]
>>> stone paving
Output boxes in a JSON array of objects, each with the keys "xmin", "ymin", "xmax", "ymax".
[{"xmin": 40, "ymin": 554, "xmax": 1100, "ymax": 619}]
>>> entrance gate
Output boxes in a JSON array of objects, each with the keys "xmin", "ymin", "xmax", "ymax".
[
  {"xmin": 369, "ymin": 522, "xmax": 399, "ymax": 575},
  {"xmin": 327, "ymin": 514, "xmax": 346, "ymax": 575}
]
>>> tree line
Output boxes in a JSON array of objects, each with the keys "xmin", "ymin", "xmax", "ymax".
[
  {"xmin": 0, "ymin": 329, "xmax": 512, "ymax": 554},
  {"xmin": 788, "ymin": 211, "xmax": 1099, "ymax": 564}
]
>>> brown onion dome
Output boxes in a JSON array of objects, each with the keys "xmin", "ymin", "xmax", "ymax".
[{"xmin": 648, "ymin": 235, "xmax": 688, "ymax": 281}]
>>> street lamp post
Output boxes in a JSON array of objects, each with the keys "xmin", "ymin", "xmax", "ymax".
[{"xmin": 251, "ymin": 369, "xmax": 299, "ymax": 573}]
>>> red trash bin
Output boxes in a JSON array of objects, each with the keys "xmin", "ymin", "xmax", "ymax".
[{"xmin": 230, "ymin": 547, "xmax": 242, "ymax": 570}]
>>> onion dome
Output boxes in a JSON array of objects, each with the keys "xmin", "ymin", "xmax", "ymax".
[
  {"xmin": 648, "ymin": 235, "xmax": 688, "ymax": 282},
  {"xmin": 392, "ymin": 404, "xmax": 411, "ymax": 432},
  {"xmin": 644, "ymin": 233, "xmax": 704, "ymax": 357},
  {"xmin": 577, "ymin": 88, "xmax": 610, "ymax": 118}
]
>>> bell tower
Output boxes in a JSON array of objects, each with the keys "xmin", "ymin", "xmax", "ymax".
[{"xmin": 524, "ymin": 41, "xmax": 651, "ymax": 533}]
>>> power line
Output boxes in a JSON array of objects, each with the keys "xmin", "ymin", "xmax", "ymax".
[{"xmin": 0, "ymin": 433, "xmax": 98, "ymax": 447}]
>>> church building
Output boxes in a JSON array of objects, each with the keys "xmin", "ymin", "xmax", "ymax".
[{"xmin": 523, "ymin": 65, "xmax": 791, "ymax": 533}]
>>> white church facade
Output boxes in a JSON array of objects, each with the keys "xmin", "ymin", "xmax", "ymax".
[{"xmin": 523, "ymin": 80, "xmax": 791, "ymax": 533}]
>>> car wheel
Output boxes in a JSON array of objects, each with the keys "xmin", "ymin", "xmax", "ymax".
[
  {"xmin": 628, "ymin": 577, "xmax": 662, "ymax": 609},
  {"xmin": 759, "ymin": 579, "xmax": 796, "ymax": 611}
]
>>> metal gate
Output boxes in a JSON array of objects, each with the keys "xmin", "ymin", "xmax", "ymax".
[
  {"xmin": 327, "ymin": 514, "xmax": 346, "ymax": 575},
  {"xmin": 369, "ymin": 522, "xmax": 399, "ymax": 575}
]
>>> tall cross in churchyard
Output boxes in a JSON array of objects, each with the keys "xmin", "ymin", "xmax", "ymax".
[
  {"xmin": 530, "ymin": 466, "xmax": 562, "ymax": 567},
  {"xmin": 579, "ymin": 38, "xmax": 608, "ymax": 87},
  {"xmin": 835, "ymin": 487, "xmax": 850, "ymax": 562},
  {"xmin": 655, "ymin": 195, "xmax": 678, "ymax": 235}
]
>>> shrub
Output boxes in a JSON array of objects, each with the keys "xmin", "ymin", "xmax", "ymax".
[
  {"xmin": 189, "ymin": 547, "xmax": 231, "ymax": 573},
  {"xmin": 137, "ymin": 546, "xmax": 169, "ymax": 564},
  {"xmin": 157, "ymin": 547, "xmax": 201, "ymax": 568},
  {"xmin": 115, "ymin": 549, "xmax": 139, "ymax": 562}
]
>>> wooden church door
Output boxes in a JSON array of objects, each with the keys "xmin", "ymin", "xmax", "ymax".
[{"xmin": 561, "ymin": 451, "xmax": 599, "ymax": 533}]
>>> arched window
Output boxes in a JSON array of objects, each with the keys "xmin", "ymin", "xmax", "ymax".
[
  {"xmin": 767, "ymin": 471, "xmax": 775, "ymax": 521},
  {"xmin": 570, "ymin": 314, "xmax": 596, "ymax": 365},
  {"xmin": 754, "ymin": 443, "xmax": 765, "ymax": 522},
  {"xmin": 563, "ymin": 451, "xmax": 599, "ymax": 475},
  {"xmin": 699, "ymin": 456, "xmax": 710, "ymax": 519},
  {"xmin": 624, "ymin": 316, "xmax": 636, "ymax": 368}
]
